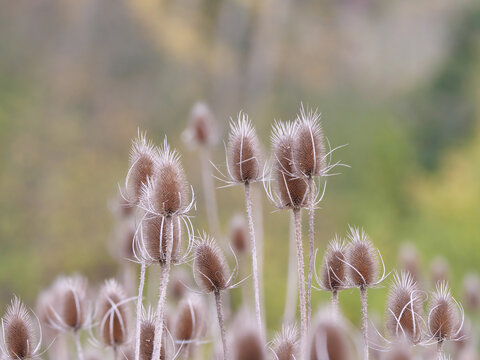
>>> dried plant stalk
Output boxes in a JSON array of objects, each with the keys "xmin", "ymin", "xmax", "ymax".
[{"xmin": 293, "ymin": 208, "xmax": 307, "ymax": 358}]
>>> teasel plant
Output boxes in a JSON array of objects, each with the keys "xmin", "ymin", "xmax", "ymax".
[
  {"xmin": 314, "ymin": 236, "xmax": 348, "ymax": 314},
  {"xmin": 426, "ymin": 281, "xmax": 465, "ymax": 359},
  {"xmin": 174, "ymin": 295, "xmax": 206, "ymax": 358},
  {"xmin": 136, "ymin": 137, "xmax": 195, "ymax": 360},
  {"xmin": 264, "ymin": 120, "xmax": 309, "ymax": 355},
  {"xmin": 136, "ymin": 306, "xmax": 174, "ymax": 360},
  {"xmin": 343, "ymin": 226, "xmax": 389, "ymax": 360},
  {"xmin": 1, "ymin": 297, "xmax": 43, "ymax": 360},
  {"xmin": 229, "ymin": 214, "xmax": 250, "ymax": 303},
  {"xmin": 192, "ymin": 234, "xmax": 242, "ymax": 360},
  {"xmin": 269, "ymin": 324, "xmax": 299, "ymax": 360},
  {"xmin": 211, "ymin": 112, "xmax": 264, "ymax": 334},
  {"xmin": 230, "ymin": 312, "xmax": 266, "ymax": 360}
]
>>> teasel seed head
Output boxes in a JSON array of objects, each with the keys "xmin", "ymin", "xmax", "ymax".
[
  {"xmin": 346, "ymin": 226, "xmax": 379, "ymax": 288},
  {"xmin": 382, "ymin": 339, "xmax": 413, "ymax": 360},
  {"xmin": 97, "ymin": 279, "xmax": 129, "ymax": 347},
  {"xmin": 139, "ymin": 306, "xmax": 169, "ymax": 360},
  {"xmin": 227, "ymin": 112, "xmax": 262, "ymax": 184},
  {"xmin": 169, "ymin": 269, "xmax": 189, "ymax": 301},
  {"xmin": 463, "ymin": 273, "xmax": 480, "ymax": 312},
  {"xmin": 293, "ymin": 105, "xmax": 326, "ymax": 178},
  {"xmin": 174, "ymin": 296, "xmax": 206, "ymax": 347},
  {"xmin": 271, "ymin": 324, "xmax": 299, "ymax": 360},
  {"xmin": 125, "ymin": 131, "xmax": 157, "ymax": 205},
  {"xmin": 428, "ymin": 281, "xmax": 462, "ymax": 342},
  {"xmin": 51, "ymin": 275, "xmax": 88, "ymax": 332},
  {"xmin": 320, "ymin": 236, "xmax": 348, "ymax": 291},
  {"xmin": 229, "ymin": 214, "xmax": 249, "ymax": 254},
  {"xmin": 2, "ymin": 297, "xmax": 40, "ymax": 360},
  {"xmin": 193, "ymin": 235, "xmax": 231, "ymax": 293},
  {"xmin": 184, "ymin": 101, "xmax": 217, "ymax": 147},
  {"xmin": 269, "ymin": 120, "xmax": 308, "ymax": 209},
  {"xmin": 386, "ymin": 271, "xmax": 424, "ymax": 343},
  {"xmin": 120, "ymin": 223, "xmax": 136, "ymax": 262},
  {"xmin": 36, "ymin": 285, "xmax": 61, "ymax": 340},
  {"xmin": 232, "ymin": 319, "xmax": 265, "ymax": 360},
  {"xmin": 140, "ymin": 215, "xmax": 182, "ymax": 264}
]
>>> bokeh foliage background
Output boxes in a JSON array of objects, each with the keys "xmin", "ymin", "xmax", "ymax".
[{"xmin": 1, "ymin": 0, "xmax": 479, "ymax": 334}]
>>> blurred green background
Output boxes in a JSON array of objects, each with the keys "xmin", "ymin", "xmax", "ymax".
[{"xmin": 1, "ymin": 0, "xmax": 479, "ymax": 334}]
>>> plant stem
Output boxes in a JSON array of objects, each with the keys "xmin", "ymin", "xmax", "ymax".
[
  {"xmin": 244, "ymin": 182, "xmax": 263, "ymax": 334},
  {"xmin": 214, "ymin": 290, "xmax": 228, "ymax": 360},
  {"xmin": 151, "ymin": 216, "xmax": 173, "ymax": 360},
  {"xmin": 201, "ymin": 148, "xmax": 221, "ymax": 239},
  {"xmin": 74, "ymin": 331, "xmax": 84, "ymax": 360},
  {"xmin": 332, "ymin": 289, "xmax": 338, "ymax": 315},
  {"xmin": 283, "ymin": 211, "xmax": 297, "ymax": 323},
  {"xmin": 307, "ymin": 176, "xmax": 315, "ymax": 330},
  {"xmin": 134, "ymin": 262, "xmax": 146, "ymax": 360},
  {"xmin": 293, "ymin": 208, "xmax": 307, "ymax": 358},
  {"xmin": 360, "ymin": 286, "xmax": 369, "ymax": 360},
  {"xmin": 437, "ymin": 341, "xmax": 444, "ymax": 360}
]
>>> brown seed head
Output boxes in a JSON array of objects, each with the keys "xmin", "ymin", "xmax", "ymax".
[
  {"xmin": 3, "ymin": 297, "xmax": 36, "ymax": 359},
  {"xmin": 186, "ymin": 102, "xmax": 216, "ymax": 146},
  {"xmin": 36, "ymin": 285, "xmax": 61, "ymax": 340},
  {"xmin": 271, "ymin": 121, "xmax": 308, "ymax": 209},
  {"xmin": 141, "ymin": 215, "xmax": 182, "ymax": 264},
  {"xmin": 193, "ymin": 236, "xmax": 230, "ymax": 293},
  {"xmin": 293, "ymin": 106, "xmax": 326, "ymax": 178},
  {"xmin": 57, "ymin": 275, "xmax": 88, "ymax": 331},
  {"xmin": 309, "ymin": 312, "xmax": 350, "ymax": 360},
  {"xmin": 428, "ymin": 282, "xmax": 459, "ymax": 342},
  {"xmin": 321, "ymin": 237, "xmax": 347, "ymax": 291},
  {"xmin": 272, "ymin": 324, "xmax": 299, "ymax": 360},
  {"xmin": 382, "ymin": 340, "xmax": 413, "ymax": 360},
  {"xmin": 139, "ymin": 307, "xmax": 169, "ymax": 360},
  {"xmin": 229, "ymin": 214, "xmax": 249, "ymax": 254},
  {"xmin": 346, "ymin": 227, "xmax": 378, "ymax": 288},
  {"xmin": 169, "ymin": 269, "xmax": 189, "ymax": 301},
  {"xmin": 120, "ymin": 223, "xmax": 136, "ymax": 261},
  {"xmin": 97, "ymin": 279, "xmax": 129, "ymax": 347},
  {"xmin": 233, "ymin": 323, "xmax": 265, "ymax": 360},
  {"xmin": 227, "ymin": 113, "xmax": 262, "ymax": 183},
  {"xmin": 175, "ymin": 297, "xmax": 205, "ymax": 344},
  {"xmin": 386, "ymin": 271, "xmax": 423, "ymax": 343}
]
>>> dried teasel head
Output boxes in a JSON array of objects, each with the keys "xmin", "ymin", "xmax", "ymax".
[
  {"xmin": 139, "ymin": 215, "xmax": 182, "ymax": 264},
  {"xmin": 183, "ymin": 101, "xmax": 217, "ymax": 147},
  {"xmin": 345, "ymin": 226, "xmax": 379, "ymax": 288},
  {"xmin": 232, "ymin": 319, "xmax": 265, "ymax": 360},
  {"xmin": 119, "ymin": 222, "xmax": 136, "ymax": 262},
  {"xmin": 97, "ymin": 279, "xmax": 129, "ymax": 347},
  {"xmin": 124, "ymin": 131, "xmax": 157, "ymax": 205},
  {"xmin": 386, "ymin": 271, "xmax": 424, "ymax": 343},
  {"xmin": 1, "ymin": 297, "xmax": 41, "ymax": 360},
  {"xmin": 139, "ymin": 307, "xmax": 169, "ymax": 360},
  {"xmin": 227, "ymin": 112, "xmax": 262, "ymax": 184},
  {"xmin": 36, "ymin": 285, "xmax": 61, "ymax": 340},
  {"xmin": 463, "ymin": 273, "xmax": 480, "ymax": 312},
  {"xmin": 293, "ymin": 105, "xmax": 326, "ymax": 178},
  {"xmin": 428, "ymin": 281, "xmax": 463, "ymax": 343},
  {"xmin": 268, "ymin": 121, "xmax": 308, "ymax": 209},
  {"xmin": 174, "ymin": 296, "xmax": 205, "ymax": 347},
  {"xmin": 320, "ymin": 236, "xmax": 347, "ymax": 291},
  {"xmin": 271, "ymin": 324, "xmax": 299, "ymax": 360},
  {"xmin": 229, "ymin": 214, "xmax": 249, "ymax": 255},
  {"xmin": 140, "ymin": 139, "xmax": 191, "ymax": 217},
  {"xmin": 193, "ymin": 235, "xmax": 231, "ymax": 293}
]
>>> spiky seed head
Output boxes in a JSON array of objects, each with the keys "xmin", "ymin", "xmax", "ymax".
[
  {"xmin": 126, "ymin": 132, "xmax": 157, "ymax": 204},
  {"xmin": 2, "ymin": 297, "xmax": 36, "ymax": 359},
  {"xmin": 175, "ymin": 297, "xmax": 205, "ymax": 345},
  {"xmin": 142, "ymin": 140, "xmax": 189, "ymax": 216},
  {"xmin": 430, "ymin": 257, "xmax": 449, "ymax": 284},
  {"xmin": 227, "ymin": 113, "xmax": 262, "ymax": 183},
  {"xmin": 346, "ymin": 227, "xmax": 378, "ymax": 288},
  {"xmin": 142, "ymin": 216, "xmax": 181, "ymax": 264},
  {"xmin": 186, "ymin": 102, "xmax": 216, "ymax": 146},
  {"xmin": 232, "ymin": 323, "xmax": 265, "ymax": 360},
  {"xmin": 428, "ymin": 282, "xmax": 458, "ymax": 342},
  {"xmin": 193, "ymin": 236, "xmax": 230, "ymax": 293},
  {"xmin": 398, "ymin": 243, "xmax": 422, "ymax": 285},
  {"xmin": 229, "ymin": 214, "xmax": 248, "ymax": 254},
  {"xmin": 139, "ymin": 307, "xmax": 168, "ymax": 360},
  {"xmin": 309, "ymin": 311, "xmax": 350, "ymax": 360},
  {"xmin": 271, "ymin": 324, "xmax": 299, "ymax": 360},
  {"xmin": 386, "ymin": 271, "xmax": 423, "ymax": 342},
  {"xmin": 321, "ymin": 237, "xmax": 347, "ymax": 291},
  {"xmin": 271, "ymin": 121, "xmax": 308, "ymax": 209},
  {"xmin": 56, "ymin": 275, "xmax": 88, "ymax": 331},
  {"xmin": 463, "ymin": 273, "xmax": 480, "ymax": 312},
  {"xmin": 97, "ymin": 279, "xmax": 129, "ymax": 347},
  {"xmin": 293, "ymin": 106, "xmax": 326, "ymax": 178},
  {"xmin": 36, "ymin": 285, "xmax": 61, "ymax": 339}
]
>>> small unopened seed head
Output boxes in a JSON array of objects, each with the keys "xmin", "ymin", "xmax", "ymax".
[
  {"xmin": 57, "ymin": 275, "xmax": 88, "ymax": 331},
  {"xmin": 227, "ymin": 113, "xmax": 262, "ymax": 183},
  {"xmin": 386, "ymin": 271, "xmax": 423, "ymax": 342},
  {"xmin": 229, "ymin": 214, "xmax": 249, "ymax": 254},
  {"xmin": 428, "ymin": 282, "xmax": 459, "ymax": 342},
  {"xmin": 271, "ymin": 324, "xmax": 299, "ymax": 360},
  {"xmin": 321, "ymin": 237, "xmax": 347, "ymax": 291},
  {"xmin": 463, "ymin": 273, "xmax": 480, "ymax": 311},
  {"xmin": 185, "ymin": 102, "xmax": 217, "ymax": 147},
  {"xmin": 2, "ymin": 297, "xmax": 37, "ymax": 360},
  {"xmin": 309, "ymin": 311, "xmax": 351, "ymax": 360},
  {"xmin": 271, "ymin": 121, "xmax": 308, "ymax": 209},
  {"xmin": 97, "ymin": 279, "xmax": 129, "ymax": 347},
  {"xmin": 175, "ymin": 297, "xmax": 205, "ymax": 345},
  {"xmin": 232, "ymin": 322, "xmax": 265, "ymax": 360},
  {"xmin": 139, "ymin": 307, "xmax": 168, "ymax": 360},
  {"xmin": 293, "ymin": 106, "xmax": 326, "ymax": 178},
  {"xmin": 193, "ymin": 236, "xmax": 230, "ymax": 293},
  {"xmin": 346, "ymin": 227, "xmax": 378, "ymax": 288},
  {"xmin": 141, "ymin": 216, "xmax": 181, "ymax": 264}
]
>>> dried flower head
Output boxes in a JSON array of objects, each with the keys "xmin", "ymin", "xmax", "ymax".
[
  {"xmin": 293, "ymin": 106, "xmax": 326, "ymax": 178},
  {"xmin": 36, "ymin": 286, "xmax": 61, "ymax": 340},
  {"xmin": 266, "ymin": 121, "xmax": 308, "ymax": 209},
  {"xmin": 232, "ymin": 321, "xmax": 265, "ymax": 360},
  {"xmin": 463, "ymin": 273, "xmax": 480, "ymax": 312},
  {"xmin": 193, "ymin": 235, "xmax": 232, "ymax": 293},
  {"xmin": 139, "ymin": 307, "xmax": 169, "ymax": 360},
  {"xmin": 140, "ymin": 215, "xmax": 182, "ymax": 264},
  {"xmin": 428, "ymin": 282, "xmax": 463, "ymax": 343},
  {"xmin": 1, "ymin": 297, "xmax": 41, "ymax": 360},
  {"xmin": 319, "ymin": 236, "xmax": 347, "ymax": 291},
  {"xmin": 227, "ymin": 113, "xmax": 262, "ymax": 184},
  {"xmin": 184, "ymin": 102, "xmax": 216, "ymax": 147},
  {"xmin": 124, "ymin": 131, "xmax": 157, "ymax": 205},
  {"xmin": 120, "ymin": 224, "xmax": 136, "ymax": 261},
  {"xmin": 97, "ymin": 279, "xmax": 129, "ymax": 347},
  {"xmin": 386, "ymin": 271, "xmax": 424, "ymax": 343},
  {"xmin": 271, "ymin": 324, "xmax": 299, "ymax": 360},
  {"xmin": 309, "ymin": 311, "xmax": 351, "ymax": 360},
  {"xmin": 174, "ymin": 297, "xmax": 205, "ymax": 346},
  {"xmin": 229, "ymin": 214, "xmax": 249, "ymax": 254}
]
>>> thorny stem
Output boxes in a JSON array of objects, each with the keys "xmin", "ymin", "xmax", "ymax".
[
  {"xmin": 283, "ymin": 212, "xmax": 297, "ymax": 323},
  {"xmin": 332, "ymin": 290, "xmax": 339, "ymax": 315},
  {"xmin": 307, "ymin": 176, "xmax": 315, "ymax": 330},
  {"xmin": 293, "ymin": 208, "xmax": 307, "ymax": 359},
  {"xmin": 244, "ymin": 182, "xmax": 263, "ymax": 335},
  {"xmin": 360, "ymin": 286, "xmax": 369, "ymax": 360},
  {"xmin": 74, "ymin": 330, "xmax": 84, "ymax": 360},
  {"xmin": 201, "ymin": 148, "xmax": 221, "ymax": 239},
  {"xmin": 437, "ymin": 341, "xmax": 444, "ymax": 360},
  {"xmin": 134, "ymin": 262, "xmax": 146, "ymax": 360},
  {"xmin": 215, "ymin": 290, "xmax": 228, "ymax": 360},
  {"xmin": 151, "ymin": 216, "xmax": 173, "ymax": 360}
]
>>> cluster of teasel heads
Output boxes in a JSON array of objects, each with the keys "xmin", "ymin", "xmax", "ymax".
[{"xmin": 1, "ymin": 103, "xmax": 478, "ymax": 360}]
